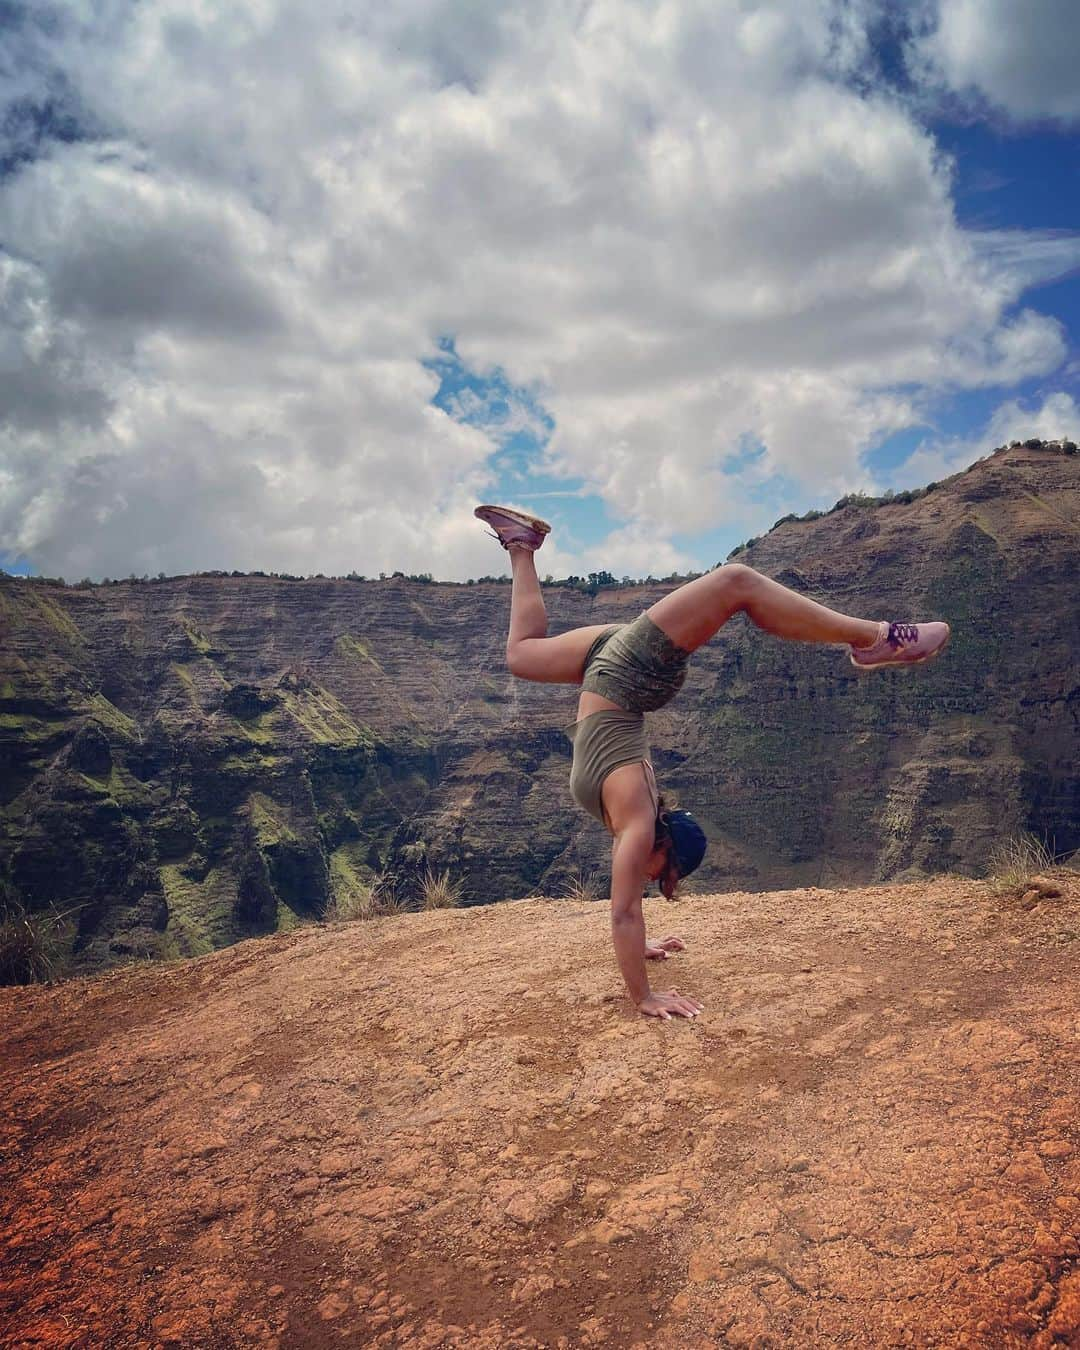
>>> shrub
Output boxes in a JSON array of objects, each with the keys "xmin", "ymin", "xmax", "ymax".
[
  {"xmin": 0, "ymin": 904, "xmax": 73, "ymax": 987},
  {"xmin": 419, "ymin": 867, "xmax": 464, "ymax": 911}
]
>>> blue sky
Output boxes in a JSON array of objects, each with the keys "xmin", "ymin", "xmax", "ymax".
[{"xmin": 2, "ymin": 1, "xmax": 1079, "ymax": 581}]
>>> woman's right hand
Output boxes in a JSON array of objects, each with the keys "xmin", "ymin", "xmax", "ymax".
[{"xmin": 637, "ymin": 989, "xmax": 704, "ymax": 1020}]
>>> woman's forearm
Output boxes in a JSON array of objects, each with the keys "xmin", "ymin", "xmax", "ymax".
[{"xmin": 611, "ymin": 907, "xmax": 650, "ymax": 1004}]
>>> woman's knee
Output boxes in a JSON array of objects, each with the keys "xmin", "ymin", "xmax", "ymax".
[{"xmin": 714, "ymin": 562, "xmax": 760, "ymax": 608}]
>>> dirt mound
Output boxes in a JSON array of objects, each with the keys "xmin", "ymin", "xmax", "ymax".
[{"xmin": 3, "ymin": 875, "xmax": 1080, "ymax": 1348}]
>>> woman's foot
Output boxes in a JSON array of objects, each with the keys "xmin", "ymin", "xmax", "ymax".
[
  {"xmin": 475, "ymin": 504, "xmax": 551, "ymax": 552},
  {"xmin": 850, "ymin": 620, "xmax": 951, "ymax": 670}
]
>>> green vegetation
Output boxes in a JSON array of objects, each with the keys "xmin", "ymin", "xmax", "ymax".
[
  {"xmin": 324, "ymin": 859, "xmax": 409, "ymax": 921},
  {"xmin": 169, "ymin": 662, "xmax": 200, "ymax": 704},
  {"xmin": 179, "ymin": 619, "xmax": 213, "ymax": 654},
  {"xmin": 277, "ymin": 679, "xmax": 373, "ymax": 746},
  {"xmin": 85, "ymin": 693, "xmax": 138, "ymax": 740},
  {"xmin": 274, "ymin": 900, "xmax": 304, "ymax": 931},
  {"xmin": 248, "ymin": 792, "xmax": 298, "ymax": 846},
  {"xmin": 467, "ymin": 569, "xmax": 708, "ymax": 592},
  {"xmin": 335, "ymin": 634, "xmax": 381, "ymax": 668},
  {"xmin": 326, "ymin": 846, "xmax": 376, "ymax": 921},
  {"xmin": 727, "ymin": 537, "xmax": 759, "ymax": 557},
  {"xmin": 30, "ymin": 592, "xmax": 85, "ymax": 646},
  {"xmin": 77, "ymin": 770, "xmax": 118, "ymax": 799},
  {"xmin": 539, "ymin": 569, "xmax": 705, "ymax": 595},
  {"xmin": 235, "ymin": 713, "xmax": 277, "ymax": 745},
  {"xmin": 158, "ymin": 865, "xmax": 233, "ymax": 957},
  {"xmin": 324, "ymin": 858, "xmax": 464, "ymax": 919},
  {"xmin": 729, "ymin": 483, "xmax": 945, "ymax": 558},
  {"xmin": 0, "ymin": 713, "xmax": 69, "ymax": 741}
]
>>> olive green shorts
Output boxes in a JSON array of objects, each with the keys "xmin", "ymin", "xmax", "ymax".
[{"xmin": 581, "ymin": 613, "xmax": 691, "ymax": 714}]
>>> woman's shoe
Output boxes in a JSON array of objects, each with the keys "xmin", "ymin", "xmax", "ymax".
[
  {"xmin": 474, "ymin": 505, "xmax": 551, "ymax": 552},
  {"xmin": 849, "ymin": 621, "xmax": 951, "ymax": 670}
]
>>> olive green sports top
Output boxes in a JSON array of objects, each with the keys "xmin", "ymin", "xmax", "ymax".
[{"xmin": 565, "ymin": 710, "xmax": 649, "ymax": 826}]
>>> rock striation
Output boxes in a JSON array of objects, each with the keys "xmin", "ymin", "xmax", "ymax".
[{"xmin": 0, "ymin": 440, "xmax": 1077, "ymax": 971}]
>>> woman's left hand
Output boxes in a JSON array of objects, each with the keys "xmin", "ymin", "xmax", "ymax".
[{"xmin": 644, "ymin": 936, "xmax": 687, "ymax": 960}]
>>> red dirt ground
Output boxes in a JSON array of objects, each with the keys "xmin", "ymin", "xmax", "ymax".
[{"xmin": 2, "ymin": 873, "xmax": 1080, "ymax": 1348}]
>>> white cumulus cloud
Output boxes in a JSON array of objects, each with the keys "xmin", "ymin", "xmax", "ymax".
[
  {"xmin": 908, "ymin": 0, "xmax": 1080, "ymax": 125},
  {"xmin": 0, "ymin": 0, "xmax": 1076, "ymax": 580},
  {"xmin": 894, "ymin": 391, "xmax": 1080, "ymax": 487}
]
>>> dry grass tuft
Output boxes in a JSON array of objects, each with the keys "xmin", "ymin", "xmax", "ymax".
[
  {"xmin": 986, "ymin": 834, "xmax": 1075, "ymax": 896},
  {"xmin": 324, "ymin": 886, "xmax": 376, "ymax": 923},
  {"xmin": 325, "ymin": 870, "xmax": 410, "ymax": 922},
  {"xmin": 558, "ymin": 870, "xmax": 602, "ymax": 903},
  {"xmin": 0, "ymin": 905, "xmax": 73, "ymax": 987},
  {"xmin": 419, "ymin": 867, "xmax": 463, "ymax": 911},
  {"xmin": 373, "ymin": 883, "xmax": 410, "ymax": 916}
]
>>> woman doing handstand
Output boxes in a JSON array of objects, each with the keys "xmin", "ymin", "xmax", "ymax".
[{"xmin": 475, "ymin": 505, "xmax": 950, "ymax": 1021}]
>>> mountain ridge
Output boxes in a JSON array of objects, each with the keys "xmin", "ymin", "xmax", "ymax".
[{"xmin": 1, "ymin": 439, "xmax": 1077, "ymax": 974}]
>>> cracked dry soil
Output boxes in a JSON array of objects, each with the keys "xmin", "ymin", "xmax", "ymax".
[{"xmin": 2, "ymin": 874, "xmax": 1080, "ymax": 1349}]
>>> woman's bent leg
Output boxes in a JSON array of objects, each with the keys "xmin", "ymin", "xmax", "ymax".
[
  {"xmin": 505, "ymin": 548, "xmax": 617, "ymax": 683},
  {"xmin": 647, "ymin": 563, "xmax": 881, "ymax": 654}
]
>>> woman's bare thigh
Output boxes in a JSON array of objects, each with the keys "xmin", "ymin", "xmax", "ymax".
[
  {"xmin": 645, "ymin": 567, "xmax": 746, "ymax": 653},
  {"xmin": 507, "ymin": 623, "xmax": 617, "ymax": 684}
]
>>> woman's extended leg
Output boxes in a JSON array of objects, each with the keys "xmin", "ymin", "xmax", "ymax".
[
  {"xmin": 504, "ymin": 547, "xmax": 616, "ymax": 684},
  {"xmin": 646, "ymin": 563, "xmax": 882, "ymax": 654}
]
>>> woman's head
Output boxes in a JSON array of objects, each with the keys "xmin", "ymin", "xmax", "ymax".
[{"xmin": 652, "ymin": 801, "xmax": 707, "ymax": 899}]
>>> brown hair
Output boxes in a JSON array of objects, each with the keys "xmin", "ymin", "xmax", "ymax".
[
  {"xmin": 653, "ymin": 794, "xmax": 670, "ymax": 849},
  {"xmin": 653, "ymin": 792, "xmax": 682, "ymax": 844},
  {"xmin": 653, "ymin": 794, "xmax": 681, "ymax": 899}
]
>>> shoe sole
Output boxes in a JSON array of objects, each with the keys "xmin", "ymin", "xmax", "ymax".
[
  {"xmin": 849, "ymin": 629, "xmax": 951, "ymax": 671},
  {"xmin": 474, "ymin": 504, "xmax": 552, "ymax": 536}
]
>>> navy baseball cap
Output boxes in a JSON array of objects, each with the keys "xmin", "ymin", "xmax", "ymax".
[{"xmin": 663, "ymin": 809, "xmax": 707, "ymax": 878}]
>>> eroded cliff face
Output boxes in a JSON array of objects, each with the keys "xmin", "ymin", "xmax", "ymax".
[{"xmin": 1, "ymin": 442, "xmax": 1077, "ymax": 970}]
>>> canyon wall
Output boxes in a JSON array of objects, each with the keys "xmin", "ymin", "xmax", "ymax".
[{"xmin": 1, "ymin": 441, "xmax": 1076, "ymax": 970}]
